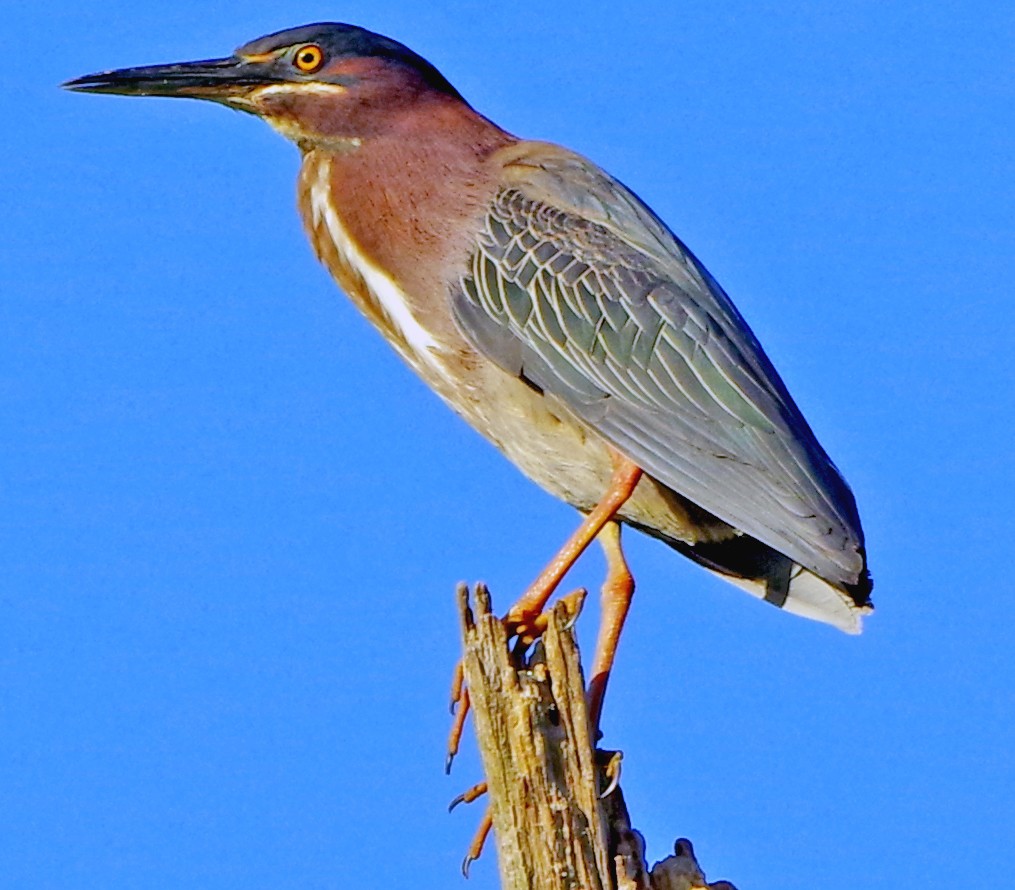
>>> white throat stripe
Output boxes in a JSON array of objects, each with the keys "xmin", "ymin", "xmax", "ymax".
[{"xmin": 309, "ymin": 164, "xmax": 446, "ymax": 375}]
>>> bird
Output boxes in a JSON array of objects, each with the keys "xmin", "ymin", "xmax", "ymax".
[{"xmin": 65, "ymin": 22, "xmax": 872, "ymax": 734}]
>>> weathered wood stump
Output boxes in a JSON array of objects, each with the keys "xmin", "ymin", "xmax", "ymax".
[{"xmin": 456, "ymin": 582, "xmax": 737, "ymax": 890}]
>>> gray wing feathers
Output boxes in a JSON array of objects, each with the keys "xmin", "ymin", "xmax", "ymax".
[{"xmin": 453, "ymin": 148, "xmax": 865, "ymax": 588}]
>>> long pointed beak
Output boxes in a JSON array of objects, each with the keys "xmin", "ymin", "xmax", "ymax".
[{"xmin": 62, "ymin": 56, "xmax": 273, "ymax": 100}]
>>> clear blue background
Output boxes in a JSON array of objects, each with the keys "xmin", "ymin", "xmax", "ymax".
[{"xmin": 4, "ymin": 2, "xmax": 1013, "ymax": 887}]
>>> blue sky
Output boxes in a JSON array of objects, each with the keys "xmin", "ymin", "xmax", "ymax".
[{"xmin": 4, "ymin": 1, "xmax": 1013, "ymax": 887}]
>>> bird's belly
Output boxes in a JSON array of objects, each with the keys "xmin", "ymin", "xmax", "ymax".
[
  {"xmin": 458, "ymin": 371, "xmax": 612, "ymax": 508},
  {"xmin": 444, "ymin": 361, "xmax": 711, "ymax": 545}
]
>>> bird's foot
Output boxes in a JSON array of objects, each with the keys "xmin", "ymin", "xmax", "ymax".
[
  {"xmin": 449, "ymin": 780, "xmax": 488, "ymax": 813},
  {"xmin": 446, "ymin": 588, "xmax": 586, "ymax": 773},
  {"xmin": 445, "ymin": 588, "xmax": 586, "ymax": 876},
  {"xmin": 461, "ymin": 808, "xmax": 493, "ymax": 878},
  {"xmin": 445, "ymin": 682, "xmax": 470, "ymax": 773},
  {"xmin": 448, "ymin": 781, "xmax": 490, "ymax": 877},
  {"xmin": 450, "ymin": 751, "xmax": 620, "ymax": 877},
  {"xmin": 503, "ymin": 586, "xmax": 586, "ymax": 645}
]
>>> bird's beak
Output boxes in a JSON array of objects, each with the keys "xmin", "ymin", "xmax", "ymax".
[{"xmin": 62, "ymin": 56, "xmax": 272, "ymax": 102}]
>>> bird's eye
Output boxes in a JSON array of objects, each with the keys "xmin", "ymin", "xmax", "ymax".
[{"xmin": 294, "ymin": 45, "xmax": 324, "ymax": 73}]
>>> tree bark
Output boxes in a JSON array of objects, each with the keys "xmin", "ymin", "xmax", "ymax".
[{"xmin": 456, "ymin": 583, "xmax": 737, "ymax": 890}]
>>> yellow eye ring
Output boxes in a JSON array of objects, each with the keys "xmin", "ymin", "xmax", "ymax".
[{"xmin": 294, "ymin": 44, "xmax": 324, "ymax": 73}]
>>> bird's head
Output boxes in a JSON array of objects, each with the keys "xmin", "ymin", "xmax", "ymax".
[{"xmin": 63, "ymin": 23, "xmax": 467, "ymax": 149}]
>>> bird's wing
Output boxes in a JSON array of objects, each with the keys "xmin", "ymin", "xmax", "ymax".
[{"xmin": 451, "ymin": 143, "xmax": 866, "ymax": 589}]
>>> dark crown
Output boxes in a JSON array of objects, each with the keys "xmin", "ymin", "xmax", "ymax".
[{"xmin": 238, "ymin": 23, "xmax": 464, "ymax": 100}]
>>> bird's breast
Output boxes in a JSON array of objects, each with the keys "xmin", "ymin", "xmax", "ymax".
[{"xmin": 301, "ymin": 155, "xmax": 454, "ymax": 385}]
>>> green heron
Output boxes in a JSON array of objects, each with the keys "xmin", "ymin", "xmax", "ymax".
[{"xmin": 65, "ymin": 22, "xmax": 872, "ymax": 737}]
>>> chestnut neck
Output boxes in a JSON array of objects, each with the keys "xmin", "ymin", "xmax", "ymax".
[{"xmin": 302, "ymin": 91, "xmax": 516, "ymax": 294}]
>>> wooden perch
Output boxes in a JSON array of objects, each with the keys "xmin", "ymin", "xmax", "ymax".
[{"xmin": 456, "ymin": 582, "xmax": 737, "ymax": 890}]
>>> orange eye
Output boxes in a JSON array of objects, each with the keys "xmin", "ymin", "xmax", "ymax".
[{"xmin": 294, "ymin": 44, "xmax": 324, "ymax": 73}]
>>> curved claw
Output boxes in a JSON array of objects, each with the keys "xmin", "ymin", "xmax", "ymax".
[
  {"xmin": 446, "ymin": 686, "xmax": 471, "ymax": 774},
  {"xmin": 461, "ymin": 809, "xmax": 493, "ymax": 878},
  {"xmin": 508, "ymin": 588, "xmax": 586, "ymax": 644},
  {"xmin": 449, "ymin": 781, "xmax": 488, "ymax": 813},
  {"xmin": 558, "ymin": 587, "xmax": 587, "ymax": 630},
  {"xmin": 599, "ymin": 750, "xmax": 623, "ymax": 799}
]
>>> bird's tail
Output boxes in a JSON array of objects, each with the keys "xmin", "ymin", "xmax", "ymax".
[{"xmin": 639, "ymin": 526, "xmax": 873, "ymax": 634}]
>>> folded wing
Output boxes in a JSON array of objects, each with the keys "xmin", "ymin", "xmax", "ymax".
[{"xmin": 452, "ymin": 144, "xmax": 868, "ymax": 594}]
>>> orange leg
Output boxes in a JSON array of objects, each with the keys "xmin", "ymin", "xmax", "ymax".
[
  {"xmin": 448, "ymin": 453, "xmax": 642, "ymax": 872},
  {"xmin": 586, "ymin": 520, "xmax": 635, "ymax": 732},
  {"xmin": 505, "ymin": 453, "xmax": 642, "ymax": 634},
  {"xmin": 447, "ymin": 454, "xmax": 641, "ymax": 770},
  {"xmin": 446, "ymin": 588, "xmax": 586, "ymax": 771}
]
